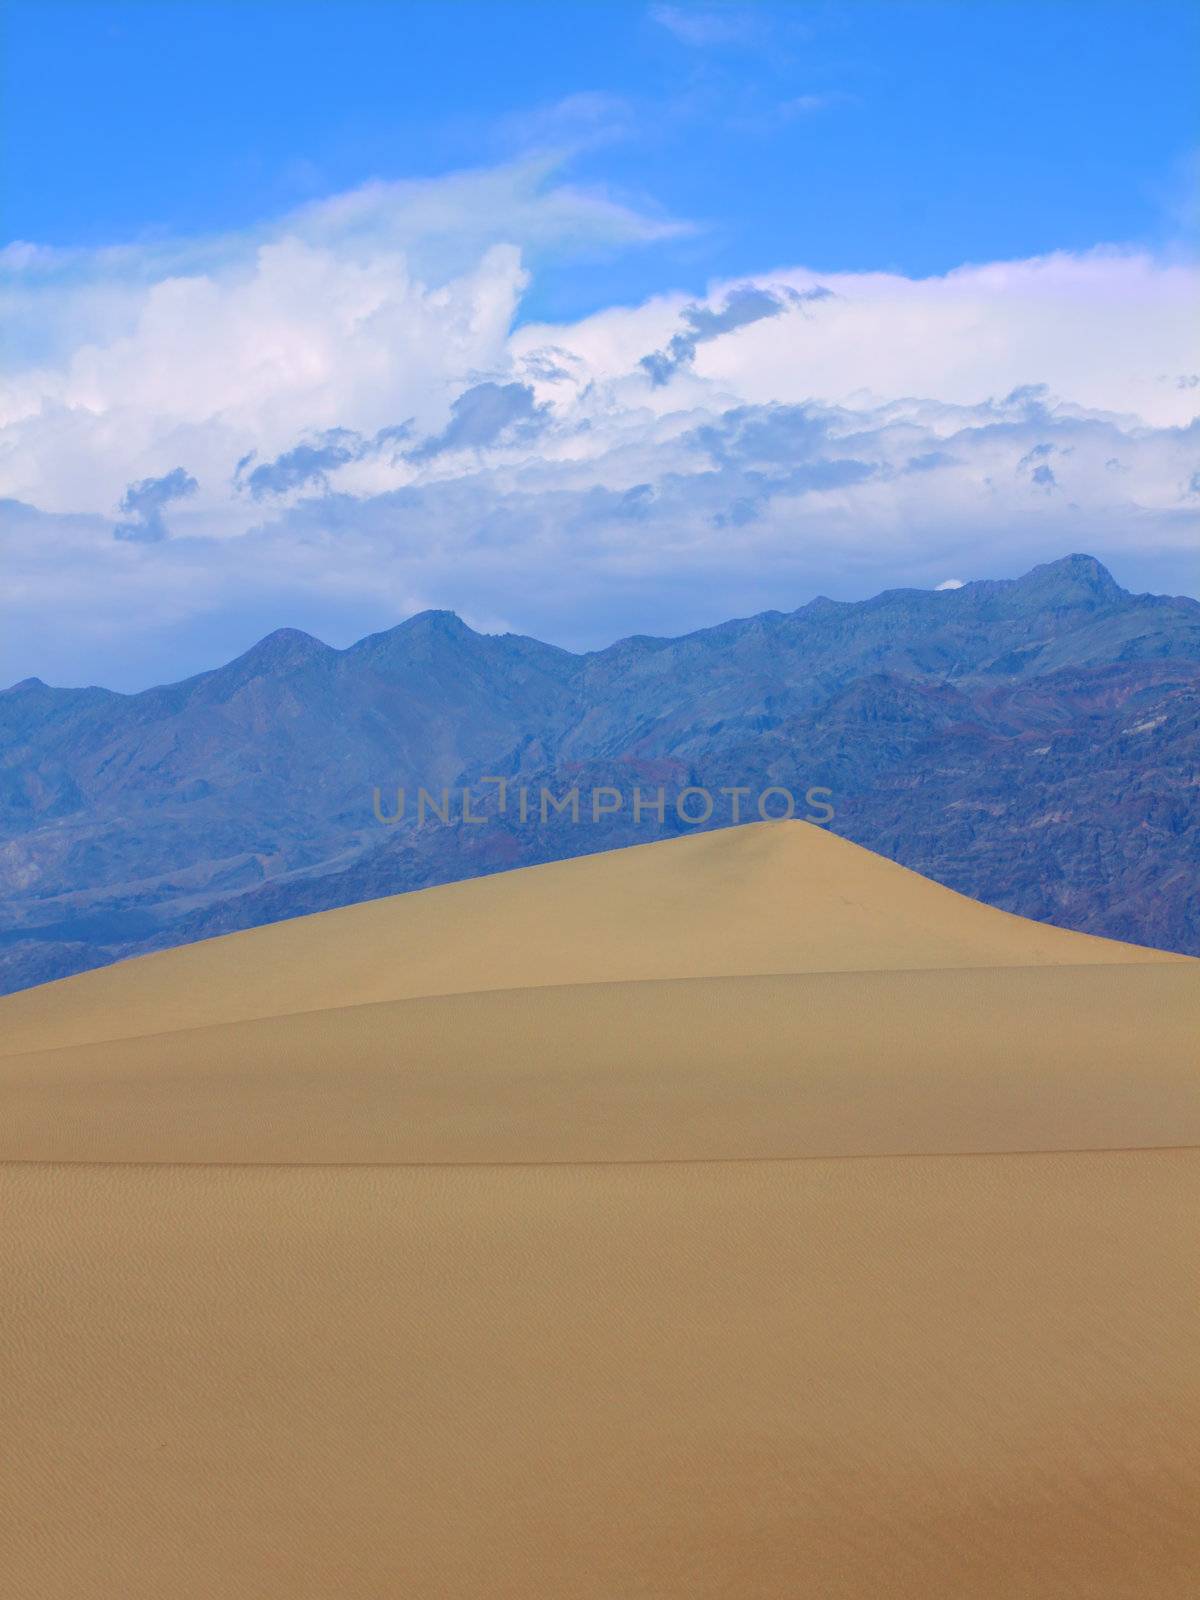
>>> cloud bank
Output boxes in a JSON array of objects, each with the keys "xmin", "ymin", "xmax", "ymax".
[{"xmin": 1, "ymin": 156, "xmax": 1197, "ymax": 687}]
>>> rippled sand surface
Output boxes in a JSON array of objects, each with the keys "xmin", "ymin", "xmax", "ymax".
[{"xmin": 3, "ymin": 823, "xmax": 1197, "ymax": 1597}]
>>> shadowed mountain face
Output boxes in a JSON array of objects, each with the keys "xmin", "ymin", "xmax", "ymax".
[{"xmin": 2, "ymin": 554, "xmax": 1197, "ymax": 991}]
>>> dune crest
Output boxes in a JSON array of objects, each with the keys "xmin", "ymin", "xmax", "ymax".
[
  {"xmin": 0, "ymin": 820, "xmax": 1181, "ymax": 1058},
  {"xmin": 3, "ymin": 823, "xmax": 1197, "ymax": 1598}
]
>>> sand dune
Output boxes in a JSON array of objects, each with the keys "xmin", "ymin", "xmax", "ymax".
[
  {"xmin": 3, "ymin": 964, "xmax": 1198, "ymax": 1165},
  {"xmin": 0, "ymin": 820, "xmax": 1180, "ymax": 1058},
  {"xmin": 2, "ymin": 822, "xmax": 1197, "ymax": 1598}
]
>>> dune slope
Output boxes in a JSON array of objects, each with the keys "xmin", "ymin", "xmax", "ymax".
[
  {"xmin": 2, "ymin": 821, "xmax": 1196, "ymax": 1599},
  {"xmin": 3, "ymin": 964, "xmax": 1197, "ymax": 1164},
  {"xmin": 0, "ymin": 820, "xmax": 1180, "ymax": 1057}
]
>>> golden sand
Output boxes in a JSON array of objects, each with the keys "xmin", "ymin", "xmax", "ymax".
[
  {"xmin": 0, "ymin": 819, "xmax": 1179, "ymax": 1058},
  {"xmin": 2, "ymin": 822, "xmax": 1197, "ymax": 1597}
]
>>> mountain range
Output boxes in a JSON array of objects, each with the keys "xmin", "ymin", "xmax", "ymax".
[{"xmin": 3, "ymin": 552, "xmax": 1197, "ymax": 994}]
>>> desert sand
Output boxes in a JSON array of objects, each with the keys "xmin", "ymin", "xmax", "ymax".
[
  {"xmin": 2, "ymin": 821, "xmax": 1197, "ymax": 1597},
  {"xmin": 0, "ymin": 818, "xmax": 1181, "ymax": 1058}
]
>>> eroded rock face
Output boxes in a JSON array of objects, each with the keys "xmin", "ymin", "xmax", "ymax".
[{"xmin": 3, "ymin": 554, "xmax": 1198, "ymax": 992}]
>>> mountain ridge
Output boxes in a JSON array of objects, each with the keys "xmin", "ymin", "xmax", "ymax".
[
  {"xmin": 8, "ymin": 554, "xmax": 1198, "ymax": 699},
  {"xmin": 2, "ymin": 553, "xmax": 1197, "ymax": 993}
]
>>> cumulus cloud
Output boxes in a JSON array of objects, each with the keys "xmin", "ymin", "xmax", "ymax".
[
  {"xmin": 411, "ymin": 381, "xmax": 548, "ymax": 459},
  {"xmin": 237, "ymin": 424, "xmax": 413, "ymax": 498},
  {"xmin": 1, "ymin": 156, "xmax": 1198, "ymax": 687},
  {"xmin": 531, "ymin": 255, "xmax": 1197, "ymax": 431},
  {"xmin": 113, "ymin": 467, "xmax": 198, "ymax": 542},
  {"xmin": 230, "ymin": 381, "xmax": 548, "ymax": 497},
  {"xmin": 640, "ymin": 284, "xmax": 831, "ymax": 384},
  {"xmin": 0, "ymin": 157, "xmax": 684, "ymax": 522},
  {"xmin": 238, "ymin": 431, "xmax": 362, "ymax": 499}
]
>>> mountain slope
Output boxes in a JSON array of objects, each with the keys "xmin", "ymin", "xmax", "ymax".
[{"xmin": 2, "ymin": 553, "xmax": 1197, "ymax": 993}]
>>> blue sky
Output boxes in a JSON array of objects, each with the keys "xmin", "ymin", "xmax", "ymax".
[
  {"xmin": 1, "ymin": 1, "xmax": 1197, "ymax": 688},
  {"xmin": 5, "ymin": 1, "xmax": 1196, "ymax": 314}
]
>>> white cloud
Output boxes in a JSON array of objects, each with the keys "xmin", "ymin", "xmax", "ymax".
[
  {"xmin": 0, "ymin": 158, "xmax": 690, "ymax": 525},
  {"xmin": 1, "ymin": 158, "xmax": 1198, "ymax": 687},
  {"xmin": 517, "ymin": 249, "xmax": 1198, "ymax": 428}
]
